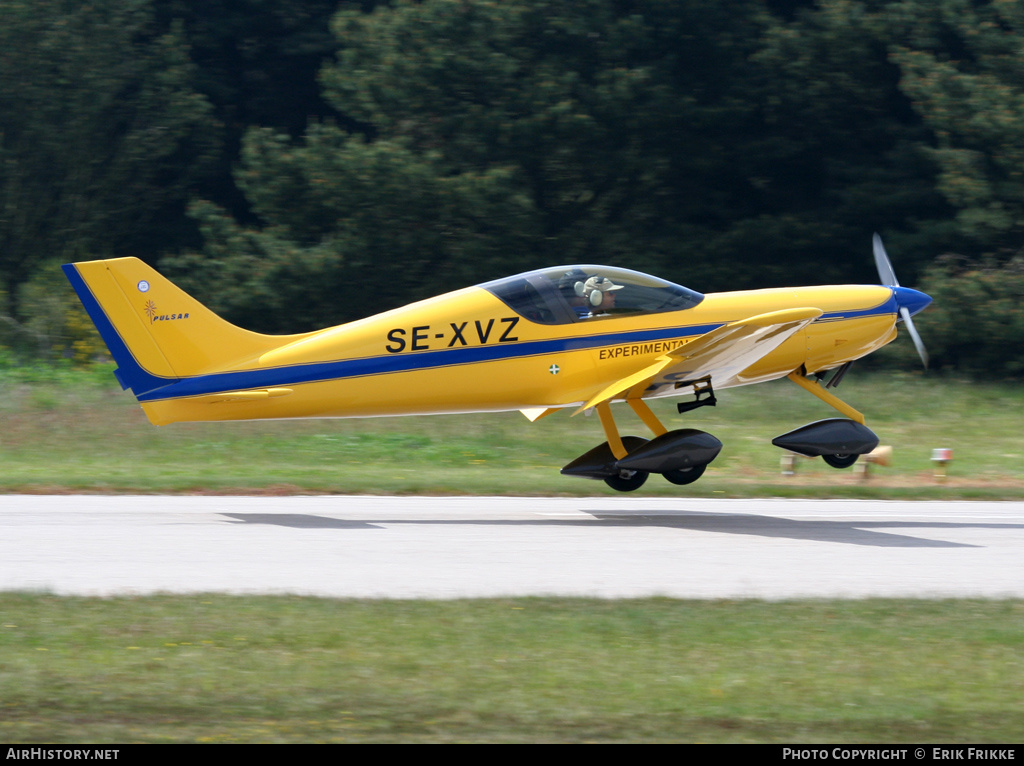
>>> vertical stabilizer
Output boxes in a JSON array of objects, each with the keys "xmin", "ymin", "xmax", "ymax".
[{"xmin": 63, "ymin": 258, "xmax": 302, "ymax": 399}]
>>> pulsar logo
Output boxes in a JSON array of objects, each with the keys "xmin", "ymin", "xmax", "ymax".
[{"xmin": 142, "ymin": 300, "xmax": 190, "ymax": 324}]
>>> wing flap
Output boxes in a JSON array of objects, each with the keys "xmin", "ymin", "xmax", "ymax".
[{"xmin": 576, "ymin": 308, "xmax": 822, "ymax": 413}]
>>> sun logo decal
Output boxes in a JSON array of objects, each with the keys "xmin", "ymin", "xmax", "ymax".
[{"xmin": 142, "ymin": 299, "xmax": 190, "ymax": 324}]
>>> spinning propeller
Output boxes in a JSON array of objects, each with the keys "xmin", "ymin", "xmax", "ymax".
[{"xmin": 872, "ymin": 233, "xmax": 931, "ymax": 368}]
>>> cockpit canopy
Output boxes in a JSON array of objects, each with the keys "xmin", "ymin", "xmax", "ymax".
[{"xmin": 482, "ymin": 265, "xmax": 703, "ymax": 325}]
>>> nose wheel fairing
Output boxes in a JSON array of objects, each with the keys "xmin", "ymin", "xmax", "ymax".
[{"xmin": 771, "ymin": 418, "xmax": 879, "ymax": 460}]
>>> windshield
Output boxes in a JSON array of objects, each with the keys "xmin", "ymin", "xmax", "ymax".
[{"xmin": 482, "ymin": 265, "xmax": 703, "ymax": 325}]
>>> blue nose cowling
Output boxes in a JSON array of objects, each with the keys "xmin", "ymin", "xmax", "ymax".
[{"xmin": 892, "ymin": 286, "xmax": 931, "ymax": 318}]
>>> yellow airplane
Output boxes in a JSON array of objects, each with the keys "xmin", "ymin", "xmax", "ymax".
[{"xmin": 63, "ymin": 235, "xmax": 930, "ymax": 491}]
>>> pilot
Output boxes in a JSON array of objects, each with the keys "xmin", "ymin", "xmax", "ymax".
[{"xmin": 574, "ymin": 275, "xmax": 623, "ymax": 317}]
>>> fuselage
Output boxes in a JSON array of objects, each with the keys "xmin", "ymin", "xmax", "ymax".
[{"xmin": 136, "ymin": 266, "xmax": 915, "ymax": 426}]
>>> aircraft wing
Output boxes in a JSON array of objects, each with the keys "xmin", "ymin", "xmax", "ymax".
[{"xmin": 576, "ymin": 307, "xmax": 822, "ymax": 413}]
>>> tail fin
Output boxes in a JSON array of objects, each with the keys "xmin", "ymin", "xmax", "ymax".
[{"xmin": 63, "ymin": 258, "xmax": 294, "ymax": 399}]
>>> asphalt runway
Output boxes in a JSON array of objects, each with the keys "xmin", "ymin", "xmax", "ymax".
[{"xmin": 2, "ymin": 495, "xmax": 1023, "ymax": 599}]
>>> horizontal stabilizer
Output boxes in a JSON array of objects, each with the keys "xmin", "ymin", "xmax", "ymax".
[{"xmin": 209, "ymin": 388, "xmax": 294, "ymax": 403}]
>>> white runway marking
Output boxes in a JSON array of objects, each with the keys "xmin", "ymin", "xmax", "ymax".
[{"xmin": 2, "ymin": 496, "xmax": 1022, "ymax": 599}]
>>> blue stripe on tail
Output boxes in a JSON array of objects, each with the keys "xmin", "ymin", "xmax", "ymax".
[{"xmin": 62, "ymin": 263, "xmax": 178, "ymax": 398}]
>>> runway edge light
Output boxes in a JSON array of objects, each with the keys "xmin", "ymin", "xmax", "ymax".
[{"xmin": 932, "ymin": 448, "xmax": 953, "ymax": 481}]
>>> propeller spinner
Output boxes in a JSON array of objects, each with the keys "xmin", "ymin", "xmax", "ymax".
[{"xmin": 872, "ymin": 233, "xmax": 931, "ymax": 367}]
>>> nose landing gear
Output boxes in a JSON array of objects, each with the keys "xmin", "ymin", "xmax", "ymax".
[{"xmin": 775, "ymin": 371, "xmax": 880, "ymax": 469}]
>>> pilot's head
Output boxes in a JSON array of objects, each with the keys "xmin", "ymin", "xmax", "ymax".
[{"xmin": 576, "ymin": 275, "xmax": 623, "ymax": 311}]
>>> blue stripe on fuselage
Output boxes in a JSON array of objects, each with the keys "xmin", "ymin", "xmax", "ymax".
[
  {"xmin": 135, "ymin": 323, "xmax": 723, "ymax": 401},
  {"xmin": 137, "ymin": 294, "xmax": 899, "ymax": 402}
]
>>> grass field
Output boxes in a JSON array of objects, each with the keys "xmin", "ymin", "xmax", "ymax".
[
  {"xmin": 0, "ymin": 362, "xmax": 1020, "ymax": 497},
  {"xmin": 2, "ymin": 363, "xmax": 1022, "ymax": 743},
  {"xmin": 3, "ymin": 595, "xmax": 1024, "ymax": 743}
]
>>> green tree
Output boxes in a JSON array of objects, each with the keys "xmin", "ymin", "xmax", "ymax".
[
  {"xmin": 890, "ymin": 0, "xmax": 1024, "ymax": 256},
  {"xmin": 748, "ymin": 0, "xmax": 960, "ymax": 284},
  {"xmin": 0, "ymin": 0, "xmax": 219, "ymax": 321},
  {"xmin": 911, "ymin": 254, "xmax": 1024, "ymax": 377},
  {"xmin": 321, "ymin": 0, "xmax": 961, "ymax": 288},
  {"xmin": 151, "ymin": 0, "xmax": 348, "ymax": 220},
  {"xmin": 170, "ymin": 126, "xmax": 533, "ymax": 331},
  {"xmin": 189, "ymin": 0, "xmax": 959, "ymax": 330},
  {"xmin": 191, "ymin": 0, "xmax": 1024, "ymax": 343},
  {"xmin": 324, "ymin": 0, "xmax": 779, "ymax": 286},
  {"xmin": 183, "ymin": 0, "xmax": 802, "ymax": 328}
]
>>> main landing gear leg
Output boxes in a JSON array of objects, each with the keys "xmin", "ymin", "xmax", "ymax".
[
  {"xmin": 595, "ymin": 402, "xmax": 649, "ymax": 491},
  {"xmin": 626, "ymin": 400, "xmax": 704, "ymax": 484},
  {"xmin": 595, "ymin": 402, "xmax": 629, "ymax": 459},
  {"xmin": 560, "ymin": 399, "xmax": 722, "ymax": 491},
  {"xmin": 626, "ymin": 398, "xmax": 668, "ymax": 438}
]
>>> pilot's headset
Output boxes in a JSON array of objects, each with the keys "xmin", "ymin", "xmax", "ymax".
[{"xmin": 575, "ymin": 276, "xmax": 620, "ymax": 306}]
